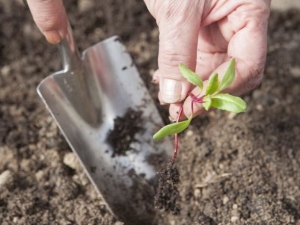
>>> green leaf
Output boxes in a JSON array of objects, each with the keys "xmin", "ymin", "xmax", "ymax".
[
  {"xmin": 179, "ymin": 64, "xmax": 203, "ymax": 90},
  {"xmin": 202, "ymin": 95, "xmax": 212, "ymax": 111},
  {"xmin": 153, "ymin": 116, "xmax": 192, "ymax": 140},
  {"xmin": 219, "ymin": 58, "xmax": 235, "ymax": 91},
  {"xmin": 211, "ymin": 93, "xmax": 247, "ymax": 113},
  {"xmin": 206, "ymin": 73, "xmax": 219, "ymax": 95}
]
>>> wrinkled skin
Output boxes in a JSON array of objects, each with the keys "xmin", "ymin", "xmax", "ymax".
[{"xmin": 27, "ymin": 0, "xmax": 271, "ymax": 119}]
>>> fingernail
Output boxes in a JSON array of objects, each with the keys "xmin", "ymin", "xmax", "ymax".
[
  {"xmin": 43, "ymin": 30, "xmax": 63, "ymax": 44},
  {"xmin": 161, "ymin": 78, "xmax": 182, "ymax": 103}
]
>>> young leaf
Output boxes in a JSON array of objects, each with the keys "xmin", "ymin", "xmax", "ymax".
[
  {"xmin": 206, "ymin": 73, "xmax": 219, "ymax": 95},
  {"xmin": 219, "ymin": 58, "xmax": 235, "ymax": 91},
  {"xmin": 211, "ymin": 93, "xmax": 247, "ymax": 113},
  {"xmin": 179, "ymin": 64, "xmax": 203, "ymax": 90},
  {"xmin": 202, "ymin": 95, "xmax": 212, "ymax": 111},
  {"xmin": 153, "ymin": 116, "xmax": 192, "ymax": 140}
]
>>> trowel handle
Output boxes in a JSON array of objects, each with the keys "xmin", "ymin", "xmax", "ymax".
[{"xmin": 58, "ymin": 23, "xmax": 81, "ymax": 71}]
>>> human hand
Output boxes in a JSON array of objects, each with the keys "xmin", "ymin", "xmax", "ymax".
[
  {"xmin": 26, "ymin": 0, "xmax": 271, "ymax": 120},
  {"xmin": 26, "ymin": 0, "xmax": 68, "ymax": 44},
  {"xmin": 144, "ymin": 0, "xmax": 271, "ymax": 120}
]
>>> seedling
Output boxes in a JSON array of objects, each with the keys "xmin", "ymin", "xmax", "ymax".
[{"xmin": 153, "ymin": 59, "xmax": 247, "ymax": 163}]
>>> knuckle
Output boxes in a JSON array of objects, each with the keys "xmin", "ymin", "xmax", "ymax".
[
  {"xmin": 237, "ymin": 61, "xmax": 264, "ymax": 92},
  {"xmin": 30, "ymin": 0, "xmax": 65, "ymax": 31},
  {"xmin": 159, "ymin": 51, "xmax": 194, "ymax": 80},
  {"xmin": 159, "ymin": 51, "xmax": 191, "ymax": 70},
  {"xmin": 245, "ymin": 72, "xmax": 264, "ymax": 92},
  {"xmin": 36, "ymin": 17, "xmax": 60, "ymax": 31}
]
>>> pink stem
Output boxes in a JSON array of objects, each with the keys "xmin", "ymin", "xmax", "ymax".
[
  {"xmin": 171, "ymin": 93, "xmax": 205, "ymax": 164},
  {"xmin": 172, "ymin": 105, "xmax": 183, "ymax": 164}
]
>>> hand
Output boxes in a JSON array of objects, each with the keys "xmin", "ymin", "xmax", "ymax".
[
  {"xmin": 27, "ymin": 0, "xmax": 271, "ymax": 120},
  {"xmin": 144, "ymin": 0, "xmax": 271, "ymax": 119},
  {"xmin": 26, "ymin": 0, "xmax": 68, "ymax": 44}
]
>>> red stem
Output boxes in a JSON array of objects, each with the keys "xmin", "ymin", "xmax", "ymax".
[
  {"xmin": 172, "ymin": 105, "xmax": 183, "ymax": 164},
  {"xmin": 171, "ymin": 93, "xmax": 205, "ymax": 164}
]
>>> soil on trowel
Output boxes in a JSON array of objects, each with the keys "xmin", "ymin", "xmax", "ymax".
[
  {"xmin": 154, "ymin": 162, "xmax": 181, "ymax": 215},
  {"xmin": 106, "ymin": 108, "xmax": 143, "ymax": 157}
]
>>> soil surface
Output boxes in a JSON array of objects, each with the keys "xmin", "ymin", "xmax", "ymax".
[{"xmin": 1, "ymin": 1, "xmax": 300, "ymax": 224}]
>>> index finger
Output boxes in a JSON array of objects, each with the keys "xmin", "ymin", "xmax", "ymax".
[{"xmin": 27, "ymin": 0, "xmax": 68, "ymax": 44}]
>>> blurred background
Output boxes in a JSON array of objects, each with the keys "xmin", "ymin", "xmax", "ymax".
[{"xmin": 1, "ymin": 1, "xmax": 300, "ymax": 224}]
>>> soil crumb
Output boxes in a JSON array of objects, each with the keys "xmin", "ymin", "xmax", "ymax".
[
  {"xmin": 154, "ymin": 162, "xmax": 180, "ymax": 215},
  {"xmin": 106, "ymin": 108, "xmax": 143, "ymax": 157}
]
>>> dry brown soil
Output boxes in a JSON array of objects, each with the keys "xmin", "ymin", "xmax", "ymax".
[{"xmin": 1, "ymin": 1, "xmax": 300, "ymax": 224}]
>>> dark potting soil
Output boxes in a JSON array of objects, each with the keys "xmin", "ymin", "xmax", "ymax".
[
  {"xmin": 106, "ymin": 108, "xmax": 143, "ymax": 157},
  {"xmin": 154, "ymin": 162, "xmax": 181, "ymax": 215}
]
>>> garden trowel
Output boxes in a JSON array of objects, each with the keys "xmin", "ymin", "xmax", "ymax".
[{"xmin": 37, "ymin": 24, "xmax": 172, "ymax": 224}]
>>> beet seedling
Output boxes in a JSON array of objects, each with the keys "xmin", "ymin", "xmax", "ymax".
[{"xmin": 153, "ymin": 58, "xmax": 247, "ymax": 163}]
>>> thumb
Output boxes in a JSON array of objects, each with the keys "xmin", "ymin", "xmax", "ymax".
[
  {"xmin": 27, "ymin": 0, "xmax": 68, "ymax": 44},
  {"xmin": 156, "ymin": 1, "xmax": 204, "ymax": 104}
]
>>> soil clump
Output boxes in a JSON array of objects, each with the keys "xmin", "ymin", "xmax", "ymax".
[
  {"xmin": 154, "ymin": 162, "xmax": 180, "ymax": 215},
  {"xmin": 106, "ymin": 108, "xmax": 143, "ymax": 157}
]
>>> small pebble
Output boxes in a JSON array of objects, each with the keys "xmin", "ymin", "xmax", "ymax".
[
  {"xmin": 228, "ymin": 112, "xmax": 237, "ymax": 120},
  {"xmin": 114, "ymin": 222, "xmax": 124, "ymax": 225},
  {"xmin": 186, "ymin": 130, "xmax": 194, "ymax": 137},
  {"xmin": 252, "ymin": 89, "xmax": 264, "ymax": 100},
  {"xmin": 223, "ymin": 196, "xmax": 229, "ymax": 205},
  {"xmin": 78, "ymin": 0, "xmax": 94, "ymax": 12},
  {"xmin": 0, "ymin": 170, "xmax": 13, "ymax": 188},
  {"xmin": 1, "ymin": 65, "xmax": 10, "ymax": 76},
  {"xmin": 290, "ymin": 67, "xmax": 300, "ymax": 78},
  {"xmin": 35, "ymin": 170, "xmax": 44, "ymax": 182},
  {"xmin": 63, "ymin": 152, "xmax": 80, "ymax": 170},
  {"xmin": 256, "ymin": 104, "xmax": 263, "ymax": 111},
  {"xmin": 13, "ymin": 217, "xmax": 18, "ymax": 223},
  {"xmin": 73, "ymin": 173, "xmax": 89, "ymax": 186},
  {"xmin": 20, "ymin": 159, "xmax": 31, "ymax": 172},
  {"xmin": 194, "ymin": 188, "xmax": 201, "ymax": 198},
  {"xmin": 231, "ymin": 216, "xmax": 239, "ymax": 223}
]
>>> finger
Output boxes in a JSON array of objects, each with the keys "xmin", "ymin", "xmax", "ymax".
[
  {"xmin": 27, "ymin": 0, "xmax": 68, "ymax": 44},
  {"xmin": 169, "ymin": 1, "xmax": 270, "ymax": 119},
  {"xmin": 175, "ymin": 38, "xmax": 268, "ymax": 120},
  {"xmin": 156, "ymin": 1, "xmax": 206, "ymax": 104},
  {"xmin": 196, "ymin": 22, "xmax": 229, "ymax": 79},
  {"xmin": 197, "ymin": 1, "xmax": 270, "ymax": 95}
]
